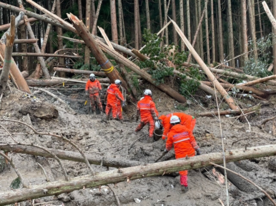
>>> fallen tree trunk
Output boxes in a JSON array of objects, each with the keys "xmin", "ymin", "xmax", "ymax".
[
  {"xmin": 202, "ymin": 81, "xmax": 273, "ymax": 98},
  {"xmin": 57, "ymin": 35, "xmax": 136, "ymax": 58},
  {"xmin": 14, "ymin": 39, "xmax": 38, "ymax": 44},
  {"xmin": 97, "ymin": 27, "xmax": 137, "ymax": 98},
  {"xmin": 0, "ymin": 144, "xmax": 276, "ymax": 205},
  {"xmin": 67, "ymin": 14, "xmax": 128, "ymax": 90},
  {"xmin": 171, "ymin": 19, "xmax": 238, "ymax": 110},
  {"xmin": 196, "ymin": 104, "xmax": 260, "ymax": 117},
  {"xmin": 11, "ymin": 53, "xmax": 81, "ymax": 58},
  {"xmin": 26, "ymin": 79, "xmax": 63, "ymax": 86},
  {"xmin": 53, "ymin": 67, "xmax": 106, "ymax": 77},
  {"xmin": 26, "ymin": 78, "xmax": 109, "ymax": 86},
  {"xmin": 238, "ymin": 75, "xmax": 276, "ymax": 86},
  {"xmin": 0, "ymin": 144, "xmax": 142, "ymax": 168},
  {"xmin": 262, "ymin": 1, "xmax": 276, "ymax": 30},
  {"xmin": 183, "ymin": 62, "xmax": 276, "ymax": 86},
  {"xmin": 98, "ymin": 39, "xmax": 187, "ymax": 103},
  {"xmin": 0, "ymin": 17, "xmax": 37, "ymax": 31},
  {"xmin": 0, "ymin": 2, "xmax": 68, "ymax": 31}
]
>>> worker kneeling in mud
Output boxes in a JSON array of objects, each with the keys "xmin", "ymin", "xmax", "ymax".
[
  {"xmin": 135, "ymin": 89, "xmax": 159, "ymax": 142},
  {"xmin": 165, "ymin": 115, "xmax": 201, "ymax": 193},
  {"xmin": 105, "ymin": 79, "xmax": 125, "ymax": 121},
  {"xmin": 85, "ymin": 73, "xmax": 103, "ymax": 114},
  {"xmin": 158, "ymin": 112, "xmax": 196, "ymax": 140}
]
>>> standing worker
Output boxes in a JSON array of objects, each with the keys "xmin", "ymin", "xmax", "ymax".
[
  {"xmin": 165, "ymin": 115, "xmax": 201, "ymax": 193},
  {"xmin": 105, "ymin": 79, "xmax": 125, "ymax": 121},
  {"xmin": 85, "ymin": 74, "xmax": 103, "ymax": 114},
  {"xmin": 135, "ymin": 89, "xmax": 159, "ymax": 142},
  {"xmin": 158, "ymin": 112, "xmax": 196, "ymax": 140}
]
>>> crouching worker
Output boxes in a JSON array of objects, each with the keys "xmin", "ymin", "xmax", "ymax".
[
  {"xmin": 85, "ymin": 73, "xmax": 103, "ymax": 114},
  {"xmin": 105, "ymin": 79, "xmax": 125, "ymax": 121},
  {"xmin": 165, "ymin": 115, "xmax": 201, "ymax": 193},
  {"xmin": 159, "ymin": 112, "xmax": 196, "ymax": 140},
  {"xmin": 135, "ymin": 89, "xmax": 159, "ymax": 142}
]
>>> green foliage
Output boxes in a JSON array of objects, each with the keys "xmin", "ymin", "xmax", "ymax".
[
  {"xmin": 10, "ymin": 177, "xmax": 21, "ymax": 189},
  {"xmin": 139, "ymin": 29, "xmax": 187, "ymax": 85},
  {"xmin": 179, "ymin": 78, "xmax": 200, "ymax": 97},
  {"xmin": 244, "ymin": 34, "xmax": 273, "ymax": 77},
  {"xmin": 131, "ymin": 75, "xmax": 141, "ymax": 92},
  {"xmin": 175, "ymin": 104, "xmax": 188, "ymax": 111},
  {"xmin": 139, "ymin": 29, "xmax": 201, "ymax": 97}
]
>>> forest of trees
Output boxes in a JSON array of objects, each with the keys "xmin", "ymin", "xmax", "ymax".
[{"xmin": 0, "ymin": 0, "xmax": 276, "ymax": 88}]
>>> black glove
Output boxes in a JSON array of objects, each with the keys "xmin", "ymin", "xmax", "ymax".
[
  {"xmin": 196, "ymin": 148, "xmax": 201, "ymax": 156},
  {"xmin": 122, "ymin": 101, "xmax": 126, "ymax": 107},
  {"xmin": 136, "ymin": 115, "xmax": 139, "ymax": 122},
  {"xmin": 164, "ymin": 149, "xmax": 168, "ymax": 153}
]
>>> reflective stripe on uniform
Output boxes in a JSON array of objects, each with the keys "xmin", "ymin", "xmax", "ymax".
[{"xmin": 174, "ymin": 138, "xmax": 190, "ymax": 144}]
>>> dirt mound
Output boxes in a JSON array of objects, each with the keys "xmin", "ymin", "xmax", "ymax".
[{"xmin": 0, "ymin": 85, "xmax": 276, "ymax": 206}]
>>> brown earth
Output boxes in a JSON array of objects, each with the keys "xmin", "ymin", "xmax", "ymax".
[{"xmin": 0, "ymin": 83, "xmax": 276, "ymax": 206}]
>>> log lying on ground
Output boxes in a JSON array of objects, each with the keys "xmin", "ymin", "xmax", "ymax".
[
  {"xmin": 53, "ymin": 67, "xmax": 106, "ymax": 77},
  {"xmin": 1, "ymin": 144, "xmax": 276, "ymax": 205},
  {"xmin": 202, "ymin": 81, "xmax": 276, "ymax": 98},
  {"xmin": 14, "ymin": 39, "xmax": 38, "ymax": 44},
  {"xmin": 0, "ymin": 144, "xmax": 142, "ymax": 168},
  {"xmin": 26, "ymin": 78, "xmax": 109, "ymax": 86},
  {"xmin": 0, "ymin": 17, "xmax": 37, "ymax": 31},
  {"xmin": 196, "ymin": 104, "xmax": 260, "ymax": 117},
  {"xmin": 171, "ymin": 19, "xmax": 238, "ymax": 110},
  {"xmin": 238, "ymin": 75, "xmax": 276, "ymax": 86},
  {"xmin": 11, "ymin": 53, "xmax": 81, "ymax": 58},
  {"xmin": 183, "ymin": 62, "xmax": 276, "ymax": 86}
]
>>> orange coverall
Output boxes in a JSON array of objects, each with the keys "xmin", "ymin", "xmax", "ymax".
[
  {"xmin": 166, "ymin": 124, "xmax": 199, "ymax": 187},
  {"xmin": 135, "ymin": 95, "xmax": 159, "ymax": 138},
  {"xmin": 159, "ymin": 112, "xmax": 196, "ymax": 140},
  {"xmin": 105, "ymin": 84, "xmax": 124, "ymax": 119},
  {"xmin": 85, "ymin": 79, "xmax": 103, "ymax": 112}
]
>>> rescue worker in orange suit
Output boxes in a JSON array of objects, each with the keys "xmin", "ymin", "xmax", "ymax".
[
  {"xmin": 85, "ymin": 73, "xmax": 103, "ymax": 114},
  {"xmin": 158, "ymin": 112, "xmax": 196, "ymax": 140},
  {"xmin": 135, "ymin": 89, "xmax": 159, "ymax": 141},
  {"xmin": 105, "ymin": 79, "xmax": 125, "ymax": 120},
  {"xmin": 165, "ymin": 115, "xmax": 201, "ymax": 193}
]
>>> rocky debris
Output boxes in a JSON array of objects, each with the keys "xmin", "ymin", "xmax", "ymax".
[
  {"xmin": 19, "ymin": 101, "xmax": 58, "ymax": 120},
  {"xmin": 268, "ymin": 158, "xmax": 276, "ymax": 171},
  {"xmin": 57, "ymin": 193, "xmax": 71, "ymax": 203}
]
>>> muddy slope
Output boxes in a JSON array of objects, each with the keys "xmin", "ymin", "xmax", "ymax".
[{"xmin": 0, "ymin": 86, "xmax": 276, "ymax": 206}]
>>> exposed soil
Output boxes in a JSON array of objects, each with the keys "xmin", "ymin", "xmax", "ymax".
[{"xmin": 1, "ymin": 83, "xmax": 276, "ymax": 206}]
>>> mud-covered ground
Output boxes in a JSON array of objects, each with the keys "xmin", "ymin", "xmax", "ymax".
[{"xmin": 1, "ymin": 83, "xmax": 276, "ymax": 206}]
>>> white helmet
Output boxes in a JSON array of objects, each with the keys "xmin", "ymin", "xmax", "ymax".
[
  {"xmin": 90, "ymin": 73, "xmax": 95, "ymax": 79},
  {"xmin": 144, "ymin": 89, "xmax": 152, "ymax": 96},
  {"xmin": 170, "ymin": 115, "xmax": 180, "ymax": 124},
  {"xmin": 115, "ymin": 79, "xmax": 121, "ymax": 85}
]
